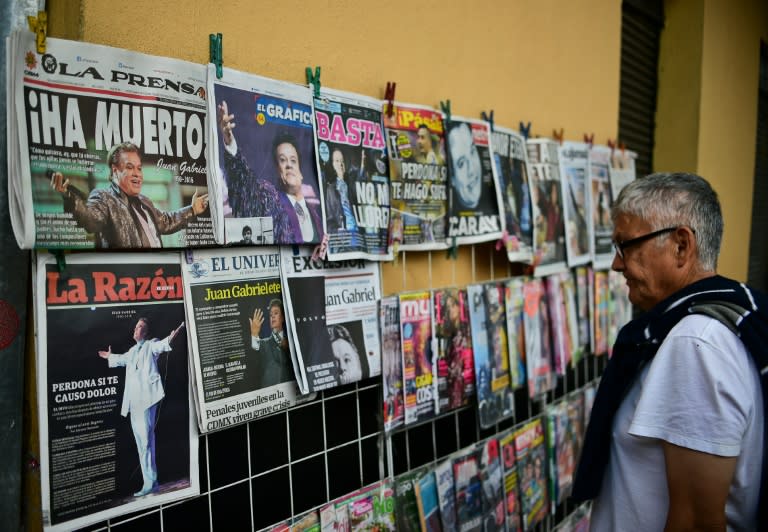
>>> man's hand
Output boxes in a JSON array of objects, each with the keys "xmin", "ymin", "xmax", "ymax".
[
  {"xmin": 98, "ymin": 346, "xmax": 112, "ymax": 359},
  {"xmin": 50, "ymin": 171, "xmax": 70, "ymax": 193},
  {"xmin": 191, "ymin": 189, "xmax": 209, "ymax": 215},
  {"xmin": 169, "ymin": 321, "xmax": 185, "ymax": 343},
  {"xmin": 217, "ymin": 100, "xmax": 236, "ymax": 146},
  {"xmin": 249, "ymin": 308, "xmax": 264, "ymax": 337}
]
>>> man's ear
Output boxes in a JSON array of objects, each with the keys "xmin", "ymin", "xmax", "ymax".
[{"xmin": 675, "ymin": 226, "xmax": 696, "ymax": 266}]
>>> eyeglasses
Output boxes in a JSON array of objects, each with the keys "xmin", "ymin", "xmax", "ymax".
[{"xmin": 612, "ymin": 226, "xmax": 688, "ymax": 259}]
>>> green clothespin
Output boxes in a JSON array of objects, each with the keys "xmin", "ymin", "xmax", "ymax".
[
  {"xmin": 440, "ymin": 100, "xmax": 451, "ymax": 123},
  {"xmin": 27, "ymin": 11, "xmax": 48, "ymax": 54},
  {"xmin": 446, "ymin": 237, "xmax": 458, "ymax": 260},
  {"xmin": 52, "ymin": 249, "xmax": 66, "ymax": 272},
  {"xmin": 209, "ymin": 33, "xmax": 223, "ymax": 79},
  {"xmin": 306, "ymin": 66, "xmax": 321, "ymax": 98},
  {"xmin": 481, "ymin": 110, "xmax": 494, "ymax": 132}
]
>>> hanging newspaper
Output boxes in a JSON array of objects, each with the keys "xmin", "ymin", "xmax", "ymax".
[
  {"xmin": 383, "ymin": 102, "xmax": 449, "ymax": 251},
  {"xmin": 609, "ymin": 147, "xmax": 637, "ymax": 198},
  {"xmin": 490, "ymin": 126, "xmax": 534, "ymax": 263},
  {"xmin": 8, "ymin": 29, "xmax": 214, "ymax": 250},
  {"xmin": 444, "ymin": 117, "xmax": 502, "ymax": 245},
  {"xmin": 280, "ymin": 248, "xmax": 382, "ymax": 393},
  {"xmin": 181, "ymin": 247, "xmax": 313, "ymax": 434},
  {"xmin": 588, "ymin": 145, "xmax": 615, "ymax": 268},
  {"xmin": 33, "ymin": 252, "xmax": 199, "ymax": 531},
  {"xmin": 207, "ymin": 66, "xmax": 323, "ymax": 246},
  {"xmin": 313, "ymin": 88, "xmax": 392, "ymax": 260},
  {"xmin": 527, "ymin": 138, "xmax": 567, "ymax": 276},
  {"xmin": 558, "ymin": 141, "xmax": 591, "ymax": 267}
]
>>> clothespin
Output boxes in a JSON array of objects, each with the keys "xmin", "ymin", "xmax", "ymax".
[
  {"xmin": 519, "ymin": 121, "xmax": 532, "ymax": 140},
  {"xmin": 27, "ymin": 11, "xmax": 48, "ymax": 54},
  {"xmin": 440, "ymin": 100, "xmax": 451, "ymax": 123},
  {"xmin": 209, "ymin": 33, "xmax": 223, "ymax": 79},
  {"xmin": 583, "ymin": 133, "xmax": 594, "ymax": 148},
  {"xmin": 311, "ymin": 235, "xmax": 329, "ymax": 262},
  {"xmin": 52, "ymin": 249, "xmax": 66, "ymax": 272},
  {"xmin": 291, "ymin": 244, "xmax": 301, "ymax": 257},
  {"xmin": 306, "ymin": 66, "xmax": 321, "ymax": 98},
  {"xmin": 553, "ymin": 128, "xmax": 564, "ymax": 145},
  {"xmin": 495, "ymin": 230, "xmax": 509, "ymax": 252},
  {"xmin": 481, "ymin": 110, "xmax": 495, "ymax": 132},
  {"xmin": 184, "ymin": 250, "xmax": 194, "ymax": 264},
  {"xmin": 384, "ymin": 82, "xmax": 397, "ymax": 118},
  {"xmin": 607, "ymin": 138, "xmax": 616, "ymax": 152},
  {"xmin": 446, "ymin": 236, "xmax": 458, "ymax": 260},
  {"xmin": 619, "ymin": 141, "xmax": 626, "ymax": 157}
]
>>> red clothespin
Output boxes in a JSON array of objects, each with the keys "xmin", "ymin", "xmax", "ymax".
[
  {"xmin": 384, "ymin": 81, "xmax": 397, "ymax": 118},
  {"xmin": 607, "ymin": 138, "xmax": 616, "ymax": 152},
  {"xmin": 27, "ymin": 11, "xmax": 48, "ymax": 54},
  {"xmin": 619, "ymin": 141, "xmax": 626, "ymax": 157},
  {"xmin": 495, "ymin": 230, "xmax": 509, "ymax": 252},
  {"xmin": 311, "ymin": 234, "xmax": 329, "ymax": 262},
  {"xmin": 553, "ymin": 128, "xmax": 564, "ymax": 145},
  {"xmin": 583, "ymin": 133, "xmax": 594, "ymax": 148}
]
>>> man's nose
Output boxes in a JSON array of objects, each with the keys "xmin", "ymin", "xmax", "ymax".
[{"xmin": 611, "ymin": 252, "xmax": 624, "ymax": 272}]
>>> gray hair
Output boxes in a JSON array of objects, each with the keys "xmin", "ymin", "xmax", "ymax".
[{"xmin": 611, "ymin": 172, "xmax": 722, "ymax": 271}]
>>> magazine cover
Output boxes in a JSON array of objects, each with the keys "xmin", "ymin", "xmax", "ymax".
[
  {"xmin": 526, "ymin": 138, "xmax": 567, "ymax": 276},
  {"xmin": 499, "ymin": 429, "xmax": 522, "ymax": 532},
  {"xmin": 575, "ymin": 266, "xmax": 592, "ymax": 359},
  {"xmin": 467, "ymin": 283, "xmax": 510, "ymax": 429},
  {"xmin": 381, "ymin": 295, "xmax": 405, "ymax": 432},
  {"xmin": 347, "ymin": 481, "xmax": 396, "ymax": 531},
  {"xmin": 557, "ymin": 142, "xmax": 590, "ymax": 267},
  {"xmin": 435, "ymin": 457, "xmax": 457, "ymax": 532},
  {"xmin": 560, "ymin": 271, "xmax": 583, "ymax": 367},
  {"xmin": 514, "ymin": 418, "xmax": 549, "ymax": 530},
  {"xmin": 522, "ymin": 278, "xmax": 555, "ymax": 398},
  {"xmin": 445, "ymin": 117, "xmax": 503, "ymax": 245},
  {"xmin": 490, "ymin": 126, "xmax": 534, "ymax": 263},
  {"xmin": 292, "ymin": 510, "xmax": 321, "ymax": 532},
  {"xmin": 478, "ymin": 438, "xmax": 505, "ymax": 532},
  {"xmin": 432, "ymin": 287, "xmax": 474, "ymax": 414},
  {"xmin": 313, "ymin": 88, "xmax": 391, "ymax": 260},
  {"xmin": 400, "ymin": 290, "xmax": 436, "ymax": 425},
  {"xmin": 484, "ymin": 282, "xmax": 515, "ymax": 420},
  {"xmin": 545, "ymin": 273, "xmax": 572, "ymax": 376},
  {"xmin": 588, "ymin": 145, "xmax": 614, "ymax": 268},
  {"xmin": 583, "ymin": 383, "xmax": 597, "ymax": 425},
  {"xmin": 280, "ymin": 248, "xmax": 382, "ymax": 393},
  {"xmin": 10, "ymin": 30, "xmax": 214, "ymax": 250},
  {"xmin": 546, "ymin": 400, "xmax": 575, "ymax": 509},
  {"xmin": 608, "ymin": 147, "xmax": 637, "ymax": 199},
  {"xmin": 383, "ymin": 102, "xmax": 449, "ymax": 251},
  {"xmin": 207, "ymin": 66, "xmax": 322, "ymax": 245},
  {"xmin": 504, "ymin": 277, "xmax": 527, "ymax": 390},
  {"xmin": 34, "ymin": 252, "xmax": 198, "ymax": 531},
  {"xmin": 182, "ymin": 247, "xmax": 312, "ymax": 433},
  {"xmin": 593, "ymin": 269, "xmax": 610, "ymax": 356},
  {"xmin": 567, "ymin": 391, "xmax": 586, "ymax": 465},
  {"xmin": 452, "ymin": 445, "xmax": 483, "ymax": 532},
  {"xmin": 608, "ymin": 269, "xmax": 632, "ymax": 355},
  {"xmin": 395, "ymin": 468, "xmax": 424, "ymax": 532},
  {"xmin": 415, "ymin": 469, "xmax": 443, "ymax": 532}
]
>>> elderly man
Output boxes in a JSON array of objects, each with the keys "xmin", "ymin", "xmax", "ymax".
[
  {"xmin": 573, "ymin": 173, "xmax": 768, "ymax": 531},
  {"xmin": 50, "ymin": 142, "xmax": 208, "ymax": 248}
]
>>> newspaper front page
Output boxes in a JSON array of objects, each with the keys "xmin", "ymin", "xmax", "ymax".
[
  {"xmin": 10, "ymin": 29, "xmax": 214, "ymax": 250},
  {"xmin": 181, "ymin": 247, "xmax": 312, "ymax": 433},
  {"xmin": 588, "ymin": 145, "xmax": 614, "ymax": 268},
  {"xmin": 558, "ymin": 141, "xmax": 591, "ymax": 267},
  {"xmin": 34, "ymin": 252, "xmax": 199, "ymax": 531}
]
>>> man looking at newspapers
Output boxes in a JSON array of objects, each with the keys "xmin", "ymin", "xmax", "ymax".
[
  {"xmin": 98, "ymin": 317, "xmax": 185, "ymax": 497},
  {"xmin": 249, "ymin": 299, "xmax": 293, "ymax": 388},
  {"xmin": 50, "ymin": 142, "xmax": 208, "ymax": 248}
]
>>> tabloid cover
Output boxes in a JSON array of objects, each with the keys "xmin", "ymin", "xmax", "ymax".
[
  {"xmin": 435, "ymin": 457, "xmax": 458, "ymax": 532},
  {"xmin": 313, "ymin": 87, "xmax": 392, "ymax": 260},
  {"xmin": 207, "ymin": 65, "xmax": 323, "ymax": 245},
  {"xmin": 182, "ymin": 247, "xmax": 312, "ymax": 433},
  {"xmin": 453, "ymin": 445, "xmax": 483, "ymax": 532},
  {"xmin": 546, "ymin": 400, "xmax": 575, "ymax": 509},
  {"xmin": 574, "ymin": 266, "xmax": 592, "ymax": 359},
  {"xmin": 608, "ymin": 147, "xmax": 637, "ymax": 199},
  {"xmin": 499, "ymin": 428, "xmax": 523, "ymax": 532},
  {"xmin": 9, "ymin": 30, "xmax": 214, "ymax": 250},
  {"xmin": 514, "ymin": 418, "xmax": 549, "ymax": 530},
  {"xmin": 484, "ymin": 281, "xmax": 515, "ymax": 420},
  {"xmin": 415, "ymin": 469, "xmax": 443, "ymax": 532},
  {"xmin": 490, "ymin": 126, "xmax": 534, "ymax": 263},
  {"xmin": 34, "ymin": 252, "xmax": 198, "ymax": 531},
  {"xmin": 545, "ymin": 273, "xmax": 572, "ymax": 376},
  {"xmin": 383, "ymin": 102, "xmax": 449, "ymax": 251},
  {"xmin": 478, "ymin": 437, "xmax": 506, "ymax": 532},
  {"xmin": 557, "ymin": 141, "xmax": 591, "ymax": 267},
  {"xmin": 504, "ymin": 277, "xmax": 527, "ymax": 390},
  {"xmin": 526, "ymin": 138, "xmax": 567, "ymax": 276},
  {"xmin": 381, "ymin": 295, "xmax": 405, "ymax": 432},
  {"xmin": 432, "ymin": 287, "xmax": 475, "ymax": 414},
  {"xmin": 445, "ymin": 117, "xmax": 503, "ymax": 245},
  {"xmin": 593, "ymin": 269, "xmax": 610, "ymax": 357},
  {"xmin": 522, "ymin": 278, "xmax": 555, "ymax": 398},
  {"xmin": 588, "ymin": 145, "xmax": 614, "ymax": 268},
  {"xmin": 400, "ymin": 290, "xmax": 436, "ymax": 425},
  {"xmin": 608, "ymin": 268, "xmax": 633, "ymax": 355},
  {"xmin": 395, "ymin": 468, "xmax": 424, "ymax": 532}
]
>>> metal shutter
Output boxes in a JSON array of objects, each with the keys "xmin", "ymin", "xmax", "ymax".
[{"xmin": 748, "ymin": 42, "xmax": 768, "ymax": 290}]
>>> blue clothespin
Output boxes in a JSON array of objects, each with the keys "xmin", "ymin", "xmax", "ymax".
[
  {"xmin": 184, "ymin": 249, "xmax": 194, "ymax": 264},
  {"xmin": 519, "ymin": 121, "xmax": 532, "ymax": 140},
  {"xmin": 292, "ymin": 244, "xmax": 301, "ymax": 256},
  {"xmin": 384, "ymin": 81, "xmax": 397, "ymax": 118},
  {"xmin": 52, "ymin": 249, "xmax": 66, "ymax": 272},
  {"xmin": 440, "ymin": 100, "xmax": 451, "ymax": 123},
  {"xmin": 306, "ymin": 66, "xmax": 321, "ymax": 98},
  {"xmin": 481, "ymin": 110, "xmax": 495, "ymax": 132},
  {"xmin": 27, "ymin": 11, "xmax": 48, "ymax": 54},
  {"xmin": 209, "ymin": 33, "xmax": 223, "ymax": 79}
]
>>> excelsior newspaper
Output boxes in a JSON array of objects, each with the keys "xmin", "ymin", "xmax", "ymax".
[
  {"xmin": 445, "ymin": 117, "xmax": 503, "ymax": 245},
  {"xmin": 313, "ymin": 87, "xmax": 392, "ymax": 261},
  {"xmin": 181, "ymin": 247, "xmax": 312, "ymax": 434},
  {"xmin": 34, "ymin": 252, "xmax": 198, "ymax": 531},
  {"xmin": 280, "ymin": 247, "xmax": 382, "ymax": 393},
  {"xmin": 9, "ymin": 29, "xmax": 214, "ymax": 250},
  {"xmin": 383, "ymin": 102, "xmax": 449, "ymax": 251},
  {"xmin": 207, "ymin": 65, "xmax": 323, "ymax": 246}
]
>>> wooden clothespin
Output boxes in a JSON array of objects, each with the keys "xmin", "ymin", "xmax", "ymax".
[
  {"xmin": 209, "ymin": 33, "xmax": 223, "ymax": 79},
  {"xmin": 27, "ymin": 11, "xmax": 48, "ymax": 54},
  {"xmin": 384, "ymin": 81, "xmax": 397, "ymax": 118},
  {"xmin": 552, "ymin": 128, "xmax": 564, "ymax": 145},
  {"xmin": 481, "ymin": 110, "xmax": 495, "ymax": 132},
  {"xmin": 305, "ymin": 66, "xmax": 321, "ymax": 98},
  {"xmin": 519, "ymin": 121, "xmax": 532, "ymax": 140},
  {"xmin": 583, "ymin": 133, "xmax": 595, "ymax": 148}
]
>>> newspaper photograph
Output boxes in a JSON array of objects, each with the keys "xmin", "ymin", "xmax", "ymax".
[
  {"xmin": 588, "ymin": 145, "xmax": 615, "ymax": 268},
  {"xmin": 207, "ymin": 66, "xmax": 323, "ymax": 246},
  {"xmin": 181, "ymin": 247, "xmax": 312, "ymax": 433},
  {"xmin": 313, "ymin": 88, "xmax": 392, "ymax": 261},
  {"xmin": 558, "ymin": 141, "xmax": 591, "ymax": 267},
  {"xmin": 527, "ymin": 138, "xmax": 567, "ymax": 276},
  {"xmin": 9, "ymin": 29, "xmax": 214, "ymax": 250},
  {"xmin": 446, "ymin": 117, "xmax": 502, "ymax": 245},
  {"xmin": 33, "ymin": 252, "xmax": 198, "ymax": 531},
  {"xmin": 383, "ymin": 102, "xmax": 449, "ymax": 251},
  {"xmin": 279, "ymin": 247, "xmax": 382, "ymax": 393},
  {"xmin": 490, "ymin": 126, "xmax": 534, "ymax": 263}
]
